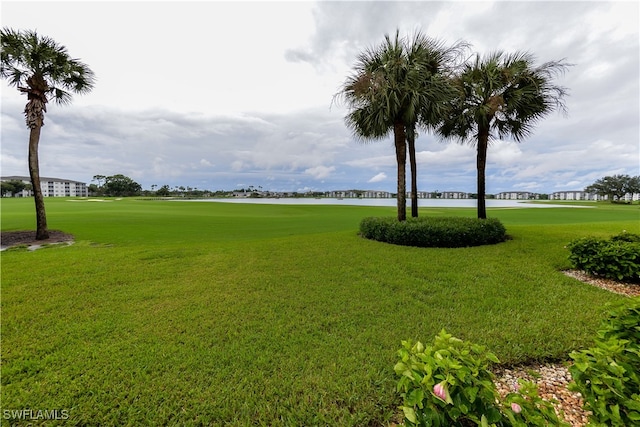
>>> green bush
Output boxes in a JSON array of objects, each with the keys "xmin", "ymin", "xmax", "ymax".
[
  {"xmin": 569, "ymin": 297, "xmax": 640, "ymax": 426},
  {"xmin": 395, "ymin": 330, "xmax": 567, "ymax": 427},
  {"xmin": 566, "ymin": 232, "xmax": 640, "ymax": 282},
  {"xmin": 610, "ymin": 232, "xmax": 640, "ymax": 243},
  {"xmin": 359, "ymin": 216, "xmax": 507, "ymax": 248}
]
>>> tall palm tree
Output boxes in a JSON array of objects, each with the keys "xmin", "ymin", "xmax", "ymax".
[
  {"xmin": 403, "ymin": 34, "xmax": 469, "ymax": 217},
  {"xmin": 337, "ymin": 31, "xmax": 409, "ymax": 221},
  {"xmin": 437, "ymin": 51, "xmax": 569, "ymax": 219},
  {"xmin": 336, "ymin": 31, "xmax": 467, "ymax": 221},
  {"xmin": 1, "ymin": 28, "xmax": 95, "ymax": 239}
]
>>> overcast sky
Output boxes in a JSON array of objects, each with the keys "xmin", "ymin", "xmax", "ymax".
[{"xmin": 1, "ymin": 1, "xmax": 638, "ymax": 194}]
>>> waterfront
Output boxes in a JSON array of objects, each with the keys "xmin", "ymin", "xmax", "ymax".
[{"xmin": 186, "ymin": 198, "xmax": 592, "ymax": 208}]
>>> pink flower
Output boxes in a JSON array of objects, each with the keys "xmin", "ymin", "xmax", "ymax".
[
  {"xmin": 433, "ymin": 382, "xmax": 447, "ymax": 401},
  {"xmin": 511, "ymin": 403, "xmax": 522, "ymax": 414}
]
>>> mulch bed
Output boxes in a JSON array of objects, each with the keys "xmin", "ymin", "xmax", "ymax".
[{"xmin": 563, "ymin": 269, "xmax": 640, "ymax": 297}]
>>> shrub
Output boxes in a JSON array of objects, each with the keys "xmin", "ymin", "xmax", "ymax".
[
  {"xmin": 395, "ymin": 330, "xmax": 567, "ymax": 427},
  {"xmin": 569, "ymin": 297, "xmax": 640, "ymax": 426},
  {"xmin": 359, "ymin": 216, "xmax": 507, "ymax": 248},
  {"xmin": 610, "ymin": 232, "xmax": 640, "ymax": 243},
  {"xmin": 566, "ymin": 232, "xmax": 640, "ymax": 282}
]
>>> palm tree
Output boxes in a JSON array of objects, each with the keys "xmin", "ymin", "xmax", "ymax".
[
  {"xmin": 337, "ymin": 31, "xmax": 408, "ymax": 221},
  {"xmin": 336, "ymin": 31, "xmax": 467, "ymax": 221},
  {"xmin": 403, "ymin": 34, "xmax": 469, "ymax": 217},
  {"xmin": 437, "ymin": 51, "xmax": 569, "ymax": 219},
  {"xmin": 1, "ymin": 28, "xmax": 95, "ymax": 239}
]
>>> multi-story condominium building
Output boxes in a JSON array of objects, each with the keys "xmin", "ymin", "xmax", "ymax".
[
  {"xmin": 405, "ymin": 191, "xmax": 472, "ymax": 199},
  {"xmin": 495, "ymin": 191, "xmax": 539, "ymax": 200},
  {"xmin": 326, "ymin": 190, "xmax": 362, "ymax": 198},
  {"xmin": 551, "ymin": 191, "xmax": 639, "ymax": 201},
  {"xmin": 363, "ymin": 190, "xmax": 392, "ymax": 198},
  {"xmin": 440, "ymin": 191, "xmax": 469, "ymax": 199},
  {"xmin": 406, "ymin": 191, "xmax": 430, "ymax": 198},
  {"xmin": 1, "ymin": 176, "xmax": 88, "ymax": 197},
  {"xmin": 550, "ymin": 191, "xmax": 602, "ymax": 201}
]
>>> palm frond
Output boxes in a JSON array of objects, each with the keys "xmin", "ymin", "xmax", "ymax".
[
  {"xmin": 437, "ymin": 49, "xmax": 570, "ymax": 147},
  {"xmin": 1, "ymin": 27, "xmax": 95, "ymax": 106}
]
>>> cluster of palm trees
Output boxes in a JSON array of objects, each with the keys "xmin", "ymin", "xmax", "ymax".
[{"xmin": 336, "ymin": 30, "xmax": 569, "ymax": 221}]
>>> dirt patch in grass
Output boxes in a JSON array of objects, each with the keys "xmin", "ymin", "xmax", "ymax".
[{"xmin": 1, "ymin": 230, "xmax": 75, "ymax": 251}]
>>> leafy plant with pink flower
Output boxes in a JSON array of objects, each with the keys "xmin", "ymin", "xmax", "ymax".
[
  {"xmin": 395, "ymin": 329, "xmax": 568, "ymax": 426},
  {"xmin": 569, "ymin": 297, "xmax": 640, "ymax": 426}
]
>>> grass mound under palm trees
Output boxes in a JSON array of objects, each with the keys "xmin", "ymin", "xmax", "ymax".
[{"xmin": 359, "ymin": 216, "xmax": 508, "ymax": 248}]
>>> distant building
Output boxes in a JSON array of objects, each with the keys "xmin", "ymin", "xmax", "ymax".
[
  {"xmin": 363, "ymin": 190, "xmax": 392, "ymax": 198},
  {"xmin": 550, "ymin": 190, "xmax": 640, "ymax": 201},
  {"xmin": 495, "ymin": 191, "xmax": 541, "ymax": 200},
  {"xmin": 550, "ymin": 191, "xmax": 602, "ymax": 201},
  {"xmin": 440, "ymin": 191, "xmax": 469, "ymax": 199},
  {"xmin": 1, "ymin": 176, "xmax": 88, "ymax": 197},
  {"xmin": 326, "ymin": 190, "xmax": 361, "ymax": 198},
  {"xmin": 405, "ymin": 191, "xmax": 472, "ymax": 199}
]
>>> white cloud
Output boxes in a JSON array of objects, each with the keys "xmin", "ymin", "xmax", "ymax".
[
  {"xmin": 368, "ymin": 172, "xmax": 387, "ymax": 183},
  {"xmin": 513, "ymin": 181, "xmax": 545, "ymax": 191},
  {"xmin": 489, "ymin": 141, "xmax": 524, "ymax": 166},
  {"xmin": 415, "ymin": 143, "xmax": 476, "ymax": 169},
  {"xmin": 345, "ymin": 154, "xmax": 396, "ymax": 169},
  {"xmin": 305, "ymin": 165, "xmax": 336, "ymax": 180},
  {"xmin": 231, "ymin": 161, "xmax": 245, "ymax": 172}
]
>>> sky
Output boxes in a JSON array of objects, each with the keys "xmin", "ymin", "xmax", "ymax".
[{"xmin": 1, "ymin": 0, "xmax": 638, "ymax": 194}]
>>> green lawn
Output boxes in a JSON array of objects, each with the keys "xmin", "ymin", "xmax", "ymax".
[{"xmin": 1, "ymin": 198, "xmax": 638, "ymax": 426}]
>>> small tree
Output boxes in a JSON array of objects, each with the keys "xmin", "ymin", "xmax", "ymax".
[
  {"xmin": 1, "ymin": 179, "xmax": 28, "ymax": 197},
  {"xmin": 87, "ymin": 183, "xmax": 99, "ymax": 196},
  {"xmin": 156, "ymin": 185, "xmax": 171, "ymax": 197},
  {"xmin": 1, "ymin": 181, "xmax": 13, "ymax": 197},
  {"xmin": 102, "ymin": 174, "xmax": 142, "ymax": 197}
]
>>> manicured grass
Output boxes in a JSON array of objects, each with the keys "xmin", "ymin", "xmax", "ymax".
[{"xmin": 1, "ymin": 198, "xmax": 638, "ymax": 425}]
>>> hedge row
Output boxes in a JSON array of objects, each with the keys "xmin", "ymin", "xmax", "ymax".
[{"xmin": 359, "ymin": 216, "xmax": 507, "ymax": 248}]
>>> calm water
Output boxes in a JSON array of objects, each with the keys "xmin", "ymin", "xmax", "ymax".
[{"xmin": 185, "ymin": 198, "xmax": 591, "ymax": 209}]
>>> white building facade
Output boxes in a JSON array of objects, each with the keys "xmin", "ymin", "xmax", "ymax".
[
  {"xmin": 550, "ymin": 191, "xmax": 602, "ymax": 201},
  {"xmin": 363, "ymin": 190, "xmax": 392, "ymax": 198},
  {"xmin": 495, "ymin": 191, "xmax": 540, "ymax": 200},
  {"xmin": 1, "ymin": 176, "xmax": 88, "ymax": 197}
]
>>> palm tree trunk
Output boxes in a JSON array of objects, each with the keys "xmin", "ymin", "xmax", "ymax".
[
  {"xmin": 407, "ymin": 124, "xmax": 418, "ymax": 218},
  {"xmin": 28, "ymin": 124, "xmax": 49, "ymax": 239},
  {"xmin": 394, "ymin": 121, "xmax": 407, "ymax": 221},
  {"xmin": 476, "ymin": 127, "xmax": 489, "ymax": 220}
]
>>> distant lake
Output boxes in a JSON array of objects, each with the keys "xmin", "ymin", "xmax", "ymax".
[{"xmin": 183, "ymin": 198, "xmax": 591, "ymax": 209}]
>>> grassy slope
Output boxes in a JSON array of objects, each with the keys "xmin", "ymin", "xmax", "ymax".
[{"xmin": 2, "ymin": 198, "xmax": 638, "ymax": 425}]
